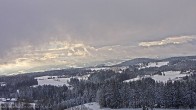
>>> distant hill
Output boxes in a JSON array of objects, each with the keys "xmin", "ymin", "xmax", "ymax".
[
  {"xmin": 115, "ymin": 58, "xmax": 158, "ymax": 66},
  {"xmin": 115, "ymin": 55, "xmax": 196, "ymax": 67},
  {"xmin": 161, "ymin": 55, "xmax": 196, "ymax": 62}
]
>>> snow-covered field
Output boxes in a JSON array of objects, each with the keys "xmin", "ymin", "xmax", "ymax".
[
  {"xmin": 88, "ymin": 67, "xmax": 111, "ymax": 71},
  {"xmin": 66, "ymin": 102, "xmax": 196, "ymax": 110},
  {"xmin": 139, "ymin": 61, "xmax": 169, "ymax": 69},
  {"xmin": 35, "ymin": 76, "xmax": 71, "ymax": 87},
  {"xmin": 66, "ymin": 102, "xmax": 141, "ymax": 110},
  {"xmin": 151, "ymin": 71, "xmax": 189, "ymax": 82},
  {"xmin": 124, "ymin": 76, "xmax": 141, "ymax": 82},
  {"xmin": 124, "ymin": 71, "xmax": 190, "ymax": 83},
  {"xmin": 34, "ymin": 74, "xmax": 90, "ymax": 87},
  {"xmin": 147, "ymin": 61, "xmax": 169, "ymax": 68},
  {"xmin": 0, "ymin": 101, "xmax": 36, "ymax": 109},
  {"xmin": 88, "ymin": 66, "xmax": 129, "ymax": 73}
]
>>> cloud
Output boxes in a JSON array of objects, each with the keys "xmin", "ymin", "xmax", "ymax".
[
  {"xmin": 139, "ymin": 36, "xmax": 196, "ymax": 47},
  {"xmin": 0, "ymin": 1, "xmax": 196, "ymax": 74},
  {"xmin": 0, "ymin": 37, "xmax": 196, "ymax": 75},
  {"xmin": 1, "ymin": 0, "xmax": 196, "ymax": 55},
  {"xmin": 0, "ymin": 41, "xmax": 94, "ymax": 74}
]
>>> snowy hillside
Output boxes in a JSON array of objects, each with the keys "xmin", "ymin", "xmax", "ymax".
[
  {"xmin": 34, "ymin": 76, "xmax": 71, "ymax": 87},
  {"xmin": 66, "ymin": 102, "xmax": 141, "ymax": 110},
  {"xmin": 34, "ymin": 74, "xmax": 90, "ymax": 87},
  {"xmin": 124, "ymin": 71, "xmax": 190, "ymax": 83},
  {"xmin": 145, "ymin": 61, "xmax": 169, "ymax": 68},
  {"xmin": 138, "ymin": 61, "xmax": 169, "ymax": 69},
  {"xmin": 151, "ymin": 71, "xmax": 189, "ymax": 82},
  {"xmin": 124, "ymin": 76, "xmax": 141, "ymax": 82},
  {"xmin": 88, "ymin": 67, "xmax": 111, "ymax": 71},
  {"xmin": 66, "ymin": 102, "xmax": 196, "ymax": 110},
  {"xmin": 116, "ymin": 58, "xmax": 157, "ymax": 66}
]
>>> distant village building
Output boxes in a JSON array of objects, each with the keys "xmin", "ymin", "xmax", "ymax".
[
  {"xmin": 0, "ymin": 82, "xmax": 7, "ymax": 87},
  {"xmin": 0, "ymin": 98, "xmax": 36, "ymax": 109}
]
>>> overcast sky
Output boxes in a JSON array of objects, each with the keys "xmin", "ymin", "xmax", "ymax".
[{"xmin": 0, "ymin": 0, "xmax": 196, "ymax": 75}]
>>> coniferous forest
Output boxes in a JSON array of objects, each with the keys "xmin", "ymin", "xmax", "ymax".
[{"xmin": 0, "ymin": 70, "xmax": 196, "ymax": 110}]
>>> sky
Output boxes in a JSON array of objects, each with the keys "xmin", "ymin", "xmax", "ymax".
[{"xmin": 0, "ymin": 0, "xmax": 196, "ymax": 75}]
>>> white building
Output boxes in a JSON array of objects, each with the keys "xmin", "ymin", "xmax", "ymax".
[{"xmin": 0, "ymin": 82, "xmax": 7, "ymax": 87}]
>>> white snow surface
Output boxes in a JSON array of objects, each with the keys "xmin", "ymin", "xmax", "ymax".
[
  {"xmin": 151, "ymin": 71, "xmax": 189, "ymax": 82},
  {"xmin": 66, "ymin": 102, "xmax": 196, "ymax": 110},
  {"xmin": 34, "ymin": 74, "xmax": 90, "ymax": 87},
  {"xmin": 147, "ymin": 61, "xmax": 169, "ymax": 67},
  {"xmin": 89, "ymin": 67, "xmax": 111, "ymax": 71},
  {"xmin": 124, "ymin": 76, "xmax": 141, "ymax": 82},
  {"xmin": 139, "ymin": 61, "xmax": 169, "ymax": 69},
  {"xmin": 124, "ymin": 71, "xmax": 190, "ymax": 83},
  {"xmin": 66, "ymin": 102, "xmax": 141, "ymax": 110},
  {"xmin": 35, "ymin": 76, "xmax": 70, "ymax": 86}
]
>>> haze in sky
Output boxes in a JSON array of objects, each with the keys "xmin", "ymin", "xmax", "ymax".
[{"xmin": 0, "ymin": 0, "xmax": 196, "ymax": 75}]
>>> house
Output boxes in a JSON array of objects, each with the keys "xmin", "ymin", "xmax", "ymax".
[{"xmin": 0, "ymin": 82, "xmax": 7, "ymax": 87}]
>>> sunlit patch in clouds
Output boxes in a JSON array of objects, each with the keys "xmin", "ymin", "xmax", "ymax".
[
  {"xmin": 0, "ymin": 41, "xmax": 93, "ymax": 75},
  {"xmin": 139, "ymin": 35, "xmax": 196, "ymax": 47}
]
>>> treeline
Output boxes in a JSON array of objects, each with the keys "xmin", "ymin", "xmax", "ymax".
[
  {"xmin": 16, "ymin": 72, "xmax": 196, "ymax": 110},
  {"xmin": 62, "ymin": 74, "xmax": 196, "ymax": 109},
  {"xmin": 1, "ymin": 67, "xmax": 196, "ymax": 110},
  {"xmin": 0, "ymin": 68, "xmax": 91, "ymax": 99},
  {"xmin": 0, "ymin": 75, "xmax": 38, "ymax": 98},
  {"xmin": 97, "ymin": 76, "xmax": 196, "ymax": 109}
]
